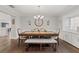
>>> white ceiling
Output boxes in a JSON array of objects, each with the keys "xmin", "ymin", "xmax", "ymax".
[{"xmin": 11, "ymin": 5, "xmax": 79, "ymax": 16}]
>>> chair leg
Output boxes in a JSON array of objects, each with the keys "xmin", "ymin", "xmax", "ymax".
[
  {"xmin": 56, "ymin": 38, "xmax": 59, "ymax": 46},
  {"xmin": 40, "ymin": 44, "xmax": 42, "ymax": 51},
  {"xmin": 23, "ymin": 39, "xmax": 26, "ymax": 45},
  {"xmin": 57, "ymin": 38, "xmax": 59, "ymax": 45},
  {"xmin": 18, "ymin": 37, "xmax": 20, "ymax": 47},
  {"xmin": 53, "ymin": 43, "xmax": 57, "ymax": 51},
  {"xmin": 25, "ymin": 44, "xmax": 29, "ymax": 51}
]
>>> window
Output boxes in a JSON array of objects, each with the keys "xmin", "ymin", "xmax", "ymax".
[
  {"xmin": 63, "ymin": 17, "xmax": 79, "ymax": 32},
  {"xmin": 71, "ymin": 17, "xmax": 79, "ymax": 32},
  {"xmin": 63, "ymin": 17, "xmax": 71, "ymax": 31}
]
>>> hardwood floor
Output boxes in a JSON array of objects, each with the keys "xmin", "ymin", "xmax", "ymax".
[
  {"xmin": 0, "ymin": 36, "xmax": 10, "ymax": 52},
  {"xmin": 0, "ymin": 36, "xmax": 79, "ymax": 53},
  {"xmin": 7, "ymin": 39, "xmax": 79, "ymax": 53}
]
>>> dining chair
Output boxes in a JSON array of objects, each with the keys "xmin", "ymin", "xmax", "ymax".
[
  {"xmin": 54, "ymin": 30, "xmax": 60, "ymax": 45},
  {"xmin": 31, "ymin": 28, "xmax": 40, "ymax": 38},
  {"xmin": 40, "ymin": 28, "xmax": 49, "ymax": 39},
  {"xmin": 17, "ymin": 28, "xmax": 27, "ymax": 47},
  {"xmin": 51, "ymin": 30, "xmax": 60, "ymax": 46}
]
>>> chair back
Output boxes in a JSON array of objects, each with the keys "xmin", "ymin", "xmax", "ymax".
[
  {"xmin": 17, "ymin": 28, "xmax": 21, "ymax": 35},
  {"xmin": 40, "ymin": 28, "xmax": 47, "ymax": 32},
  {"xmin": 57, "ymin": 29, "xmax": 60, "ymax": 38},
  {"xmin": 31, "ymin": 28, "xmax": 39, "ymax": 32},
  {"xmin": 58, "ymin": 30, "xmax": 60, "ymax": 35}
]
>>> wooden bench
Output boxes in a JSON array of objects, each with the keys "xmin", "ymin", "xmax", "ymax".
[{"xmin": 24, "ymin": 38, "xmax": 57, "ymax": 51}]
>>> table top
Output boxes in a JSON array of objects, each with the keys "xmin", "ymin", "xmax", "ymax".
[
  {"xmin": 25, "ymin": 38, "xmax": 57, "ymax": 43},
  {"xmin": 19, "ymin": 31, "xmax": 58, "ymax": 36}
]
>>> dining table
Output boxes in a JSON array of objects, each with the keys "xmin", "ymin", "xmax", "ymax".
[
  {"xmin": 18, "ymin": 31, "xmax": 59, "ymax": 46},
  {"xmin": 19, "ymin": 31, "xmax": 58, "ymax": 36}
]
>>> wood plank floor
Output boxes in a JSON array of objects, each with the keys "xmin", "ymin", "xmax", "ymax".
[{"xmin": 7, "ymin": 39, "xmax": 79, "ymax": 53}]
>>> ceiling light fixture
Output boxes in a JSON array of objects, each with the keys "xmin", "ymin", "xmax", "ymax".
[{"xmin": 8, "ymin": 5, "xmax": 15, "ymax": 8}]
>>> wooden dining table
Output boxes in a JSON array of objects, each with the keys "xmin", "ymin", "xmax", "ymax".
[
  {"xmin": 19, "ymin": 31, "xmax": 58, "ymax": 36},
  {"xmin": 18, "ymin": 31, "xmax": 59, "ymax": 46}
]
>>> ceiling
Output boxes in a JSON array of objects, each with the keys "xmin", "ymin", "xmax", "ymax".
[{"xmin": 10, "ymin": 5, "xmax": 79, "ymax": 16}]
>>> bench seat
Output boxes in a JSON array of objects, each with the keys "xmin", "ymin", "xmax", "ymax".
[
  {"xmin": 24, "ymin": 38, "xmax": 57, "ymax": 51},
  {"xmin": 25, "ymin": 38, "xmax": 57, "ymax": 44}
]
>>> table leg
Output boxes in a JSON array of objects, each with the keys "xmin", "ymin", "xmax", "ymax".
[
  {"xmin": 57, "ymin": 37, "xmax": 59, "ymax": 45},
  {"xmin": 40, "ymin": 44, "xmax": 42, "ymax": 51},
  {"xmin": 39, "ymin": 36, "xmax": 40, "ymax": 38},
  {"xmin": 50, "ymin": 44, "xmax": 53, "ymax": 51},
  {"xmin": 18, "ymin": 36, "xmax": 20, "ymax": 47},
  {"xmin": 29, "ymin": 36, "xmax": 31, "ymax": 39},
  {"xmin": 53, "ymin": 43, "xmax": 57, "ymax": 51},
  {"xmin": 25, "ymin": 44, "xmax": 29, "ymax": 51}
]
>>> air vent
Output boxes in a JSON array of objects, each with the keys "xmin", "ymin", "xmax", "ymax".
[{"xmin": 8, "ymin": 5, "xmax": 15, "ymax": 8}]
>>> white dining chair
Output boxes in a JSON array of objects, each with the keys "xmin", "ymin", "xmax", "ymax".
[
  {"xmin": 51, "ymin": 30, "xmax": 60, "ymax": 45},
  {"xmin": 17, "ymin": 28, "xmax": 27, "ymax": 46}
]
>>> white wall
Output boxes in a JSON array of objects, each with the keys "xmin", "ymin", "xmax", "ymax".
[
  {"xmin": 0, "ymin": 12, "xmax": 11, "ymax": 36},
  {"xmin": 61, "ymin": 7, "xmax": 79, "ymax": 48},
  {"xmin": 19, "ymin": 16, "xmax": 60, "ymax": 33},
  {"xmin": 0, "ymin": 6, "xmax": 21, "ymax": 39}
]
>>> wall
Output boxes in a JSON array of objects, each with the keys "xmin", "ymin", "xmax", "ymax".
[
  {"xmin": 19, "ymin": 16, "xmax": 60, "ymax": 33},
  {"xmin": 61, "ymin": 7, "xmax": 79, "ymax": 48},
  {"xmin": 0, "ymin": 12, "xmax": 11, "ymax": 36},
  {"xmin": 0, "ymin": 5, "xmax": 21, "ymax": 39}
]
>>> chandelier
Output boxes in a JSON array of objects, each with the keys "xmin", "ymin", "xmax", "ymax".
[
  {"xmin": 34, "ymin": 15, "xmax": 44, "ymax": 27},
  {"xmin": 34, "ymin": 6, "xmax": 44, "ymax": 27},
  {"xmin": 34, "ymin": 6, "xmax": 44, "ymax": 19},
  {"xmin": 34, "ymin": 15, "xmax": 44, "ymax": 20}
]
